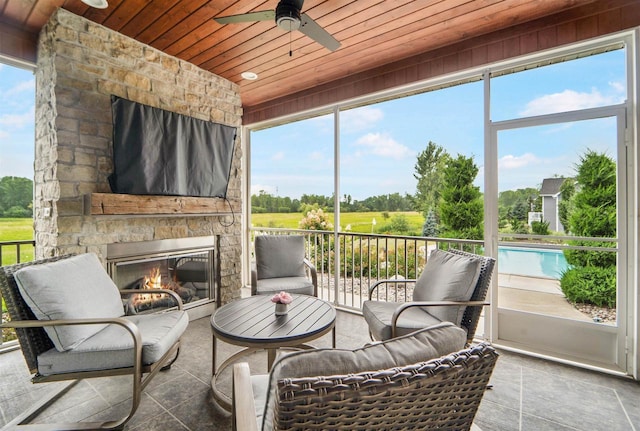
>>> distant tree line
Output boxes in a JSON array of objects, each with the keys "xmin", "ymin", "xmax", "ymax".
[
  {"xmin": 251, "ymin": 191, "xmax": 413, "ymax": 213},
  {"xmin": 0, "ymin": 176, "xmax": 33, "ymax": 217}
]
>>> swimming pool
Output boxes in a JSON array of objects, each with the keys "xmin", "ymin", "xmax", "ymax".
[{"xmin": 498, "ymin": 246, "xmax": 570, "ymax": 279}]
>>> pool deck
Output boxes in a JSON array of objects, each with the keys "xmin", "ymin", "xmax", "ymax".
[{"xmin": 497, "ymin": 273, "xmax": 592, "ymax": 321}]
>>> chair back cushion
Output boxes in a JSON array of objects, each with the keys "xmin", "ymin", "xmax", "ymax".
[
  {"xmin": 255, "ymin": 235, "xmax": 306, "ymax": 280},
  {"xmin": 263, "ymin": 322, "xmax": 466, "ymax": 430},
  {"xmin": 413, "ymin": 249, "xmax": 482, "ymax": 325},
  {"xmin": 14, "ymin": 253, "xmax": 125, "ymax": 351}
]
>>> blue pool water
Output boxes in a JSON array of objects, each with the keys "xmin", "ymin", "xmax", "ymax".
[{"xmin": 498, "ymin": 246, "xmax": 570, "ymax": 279}]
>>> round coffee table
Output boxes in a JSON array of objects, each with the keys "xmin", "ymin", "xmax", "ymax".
[{"xmin": 210, "ymin": 294, "xmax": 336, "ymax": 410}]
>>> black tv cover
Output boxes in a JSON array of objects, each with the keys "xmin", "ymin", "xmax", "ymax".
[{"xmin": 108, "ymin": 96, "xmax": 236, "ymax": 198}]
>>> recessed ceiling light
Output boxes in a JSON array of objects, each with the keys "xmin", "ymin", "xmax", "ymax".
[
  {"xmin": 81, "ymin": 0, "xmax": 108, "ymax": 9},
  {"xmin": 241, "ymin": 72, "xmax": 258, "ymax": 81}
]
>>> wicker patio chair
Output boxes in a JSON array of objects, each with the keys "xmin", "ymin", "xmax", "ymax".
[
  {"xmin": 251, "ymin": 235, "xmax": 317, "ymax": 296},
  {"xmin": 0, "ymin": 253, "xmax": 189, "ymax": 430},
  {"xmin": 232, "ymin": 322, "xmax": 497, "ymax": 431},
  {"xmin": 363, "ymin": 248, "xmax": 495, "ymax": 345}
]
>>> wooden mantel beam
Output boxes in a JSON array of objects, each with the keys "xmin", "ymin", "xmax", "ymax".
[{"xmin": 86, "ymin": 193, "xmax": 239, "ymax": 216}]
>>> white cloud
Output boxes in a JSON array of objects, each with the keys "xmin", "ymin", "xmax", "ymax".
[
  {"xmin": 0, "ymin": 130, "xmax": 8, "ymax": 139},
  {"xmin": 354, "ymin": 132, "xmax": 412, "ymax": 160},
  {"xmin": 4, "ymin": 79, "xmax": 35, "ymax": 97},
  {"xmin": 498, "ymin": 153, "xmax": 541, "ymax": 170},
  {"xmin": 251, "ymin": 184, "xmax": 276, "ymax": 196},
  {"xmin": 608, "ymin": 80, "xmax": 625, "ymax": 93},
  {"xmin": 0, "ymin": 111, "xmax": 34, "ymax": 129},
  {"xmin": 271, "ymin": 151, "xmax": 284, "ymax": 161},
  {"xmin": 520, "ymin": 88, "xmax": 621, "ymax": 116},
  {"xmin": 340, "ymin": 107, "xmax": 384, "ymax": 133},
  {"xmin": 310, "ymin": 151, "xmax": 323, "ymax": 160}
]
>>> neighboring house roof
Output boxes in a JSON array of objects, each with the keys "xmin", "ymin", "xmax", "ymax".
[{"xmin": 540, "ymin": 178, "xmax": 567, "ymax": 196}]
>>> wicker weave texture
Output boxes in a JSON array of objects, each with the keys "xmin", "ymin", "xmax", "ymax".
[
  {"xmin": 448, "ymin": 249, "xmax": 496, "ymax": 343},
  {"xmin": 274, "ymin": 342, "xmax": 497, "ymax": 430},
  {"xmin": 0, "ymin": 256, "xmax": 69, "ymax": 374}
]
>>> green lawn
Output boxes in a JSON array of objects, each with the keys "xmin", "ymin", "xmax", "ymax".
[
  {"xmin": 252, "ymin": 211, "xmax": 424, "ymax": 234},
  {"xmin": 0, "ymin": 218, "xmax": 35, "ymax": 266}
]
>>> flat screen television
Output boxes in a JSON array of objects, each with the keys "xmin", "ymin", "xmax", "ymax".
[{"xmin": 108, "ymin": 96, "xmax": 237, "ymax": 198}]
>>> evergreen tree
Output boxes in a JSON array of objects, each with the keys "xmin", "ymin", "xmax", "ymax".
[
  {"xmin": 413, "ymin": 141, "xmax": 449, "ymax": 219},
  {"xmin": 560, "ymin": 150, "xmax": 617, "ymax": 307},
  {"xmin": 438, "ymin": 154, "xmax": 483, "ymax": 240},
  {"xmin": 564, "ymin": 150, "xmax": 617, "ymax": 268},
  {"xmin": 422, "ymin": 209, "xmax": 438, "ymax": 237},
  {"xmin": 558, "ymin": 177, "xmax": 576, "ymax": 233}
]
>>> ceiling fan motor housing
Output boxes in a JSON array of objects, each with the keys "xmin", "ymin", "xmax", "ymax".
[{"xmin": 275, "ymin": 1, "xmax": 301, "ymax": 31}]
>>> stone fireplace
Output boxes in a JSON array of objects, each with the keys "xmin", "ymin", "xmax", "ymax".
[{"xmin": 33, "ymin": 9, "xmax": 243, "ymax": 312}]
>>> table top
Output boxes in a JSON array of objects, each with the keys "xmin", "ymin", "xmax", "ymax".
[{"xmin": 210, "ymin": 294, "xmax": 336, "ymax": 348}]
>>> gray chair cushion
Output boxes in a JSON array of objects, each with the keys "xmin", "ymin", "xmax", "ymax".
[
  {"xmin": 14, "ymin": 253, "xmax": 125, "ymax": 351},
  {"xmin": 362, "ymin": 299, "xmax": 442, "ymax": 340},
  {"xmin": 261, "ymin": 322, "xmax": 466, "ymax": 430},
  {"xmin": 255, "ymin": 277, "xmax": 314, "ymax": 296},
  {"xmin": 413, "ymin": 248, "xmax": 482, "ymax": 325},
  {"xmin": 255, "ymin": 235, "xmax": 306, "ymax": 279},
  {"xmin": 36, "ymin": 309, "xmax": 189, "ymax": 376},
  {"xmin": 251, "ymin": 374, "xmax": 270, "ymax": 430}
]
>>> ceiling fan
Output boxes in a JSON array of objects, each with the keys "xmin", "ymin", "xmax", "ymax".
[{"xmin": 213, "ymin": 0, "xmax": 340, "ymax": 52}]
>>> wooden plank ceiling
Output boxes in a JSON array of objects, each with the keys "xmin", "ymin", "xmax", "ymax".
[{"xmin": 1, "ymin": 0, "xmax": 595, "ymax": 108}]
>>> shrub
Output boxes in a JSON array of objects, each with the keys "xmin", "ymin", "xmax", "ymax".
[
  {"xmin": 378, "ymin": 215, "xmax": 410, "ymax": 234},
  {"xmin": 560, "ymin": 266, "xmax": 616, "ymax": 307},
  {"xmin": 564, "ymin": 239, "xmax": 616, "ymax": 268},
  {"xmin": 531, "ymin": 220, "xmax": 550, "ymax": 235},
  {"xmin": 3, "ymin": 206, "xmax": 31, "ymax": 218},
  {"xmin": 299, "ymin": 208, "xmax": 333, "ymax": 231}
]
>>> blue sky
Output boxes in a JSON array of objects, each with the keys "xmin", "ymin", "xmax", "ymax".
[
  {"xmin": 251, "ymin": 49, "xmax": 626, "ymax": 200},
  {"xmin": 0, "ymin": 63, "xmax": 35, "ymax": 179},
  {"xmin": 0, "ymin": 49, "xmax": 625, "ymax": 200}
]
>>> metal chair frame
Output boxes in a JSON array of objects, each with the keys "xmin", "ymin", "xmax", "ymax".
[
  {"xmin": 368, "ymin": 249, "xmax": 496, "ymax": 344},
  {"xmin": 0, "ymin": 256, "xmax": 183, "ymax": 430}
]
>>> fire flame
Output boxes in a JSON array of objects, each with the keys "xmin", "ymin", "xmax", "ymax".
[{"xmin": 135, "ymin": 267, "xmax": 165, "ymax": 305}]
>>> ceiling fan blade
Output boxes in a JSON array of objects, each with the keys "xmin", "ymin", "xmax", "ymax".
[
  {"xmin": 299, "ymin": 13, "xmax": 340, "ymax": 51},
  {"xmin": 214, "ymin": 10, "xmax": 275, "ymax": 25}
]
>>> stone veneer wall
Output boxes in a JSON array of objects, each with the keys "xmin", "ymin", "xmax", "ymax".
[{"xmin": 34, "ymin": 9, "xmax": 243, "ymax": 304}]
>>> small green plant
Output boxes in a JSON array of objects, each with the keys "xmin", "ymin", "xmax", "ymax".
[{"xmin": 422, "ymin": 210, "xmax": 438, "ymax": 237}]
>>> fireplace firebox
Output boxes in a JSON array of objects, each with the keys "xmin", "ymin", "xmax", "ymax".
[{"xmin": 106, "ymin": 236, "xmax": 218, "ymax": 314}]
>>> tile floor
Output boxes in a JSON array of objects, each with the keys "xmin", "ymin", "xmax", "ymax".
[{"xmin": 1, "ymin": 310, "xmax": 639, "ymax": 430}]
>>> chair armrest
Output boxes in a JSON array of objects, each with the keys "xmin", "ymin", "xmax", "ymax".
[
  {"xmin": 2, "ymin": 316, "xmax": 147, "ymax": 381},
  {"xmin": 120, "ymin": 288, "xmax": 184, "ymax": 310},
  {"xmin": 303, "ymin": 258, "xmax": 318, "ymax": 296},
  {"xmin": 368, "ymin": 279, "xmax": 417, "ymax": 300},
  {"xmin": 391, "ymin": 301, "xmax": 489, "ymax": 338},
  {"xmin": 1, "ymin": 316, "xmax": 144, "ymax": 362},
  {"xmin": 233, "ymin": 362, "xmax": 259, "ymax": 431}
]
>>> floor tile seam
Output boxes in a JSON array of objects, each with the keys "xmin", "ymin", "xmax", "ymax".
[
  {"xmin": 614, "ymin": 388, "xmax": 637, "ymax": 431},
  {"xmin": 520, "ymin": 412, "xmax": 583, "ymax": 430},
  {"xmin": 518, "ymin": 362, "xmax": 630, "ymax": 393},
  {"xmin": 519, "ymin": 366, "xmax": 523, "ymax": 431},
  {"xmin": 144, "ymin": 392, "xmax": 191, "ymax": 431},
  {"xmin": 84, "ymin": 377, "xmax": 122, "ymax": 408},
  {"xmin": 0, "ymin": 402, "xmax": 7, "ymax": 427},
  {"xmin": 173, "ymin": 363, "xmax": 212, "ymax": 387}
]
